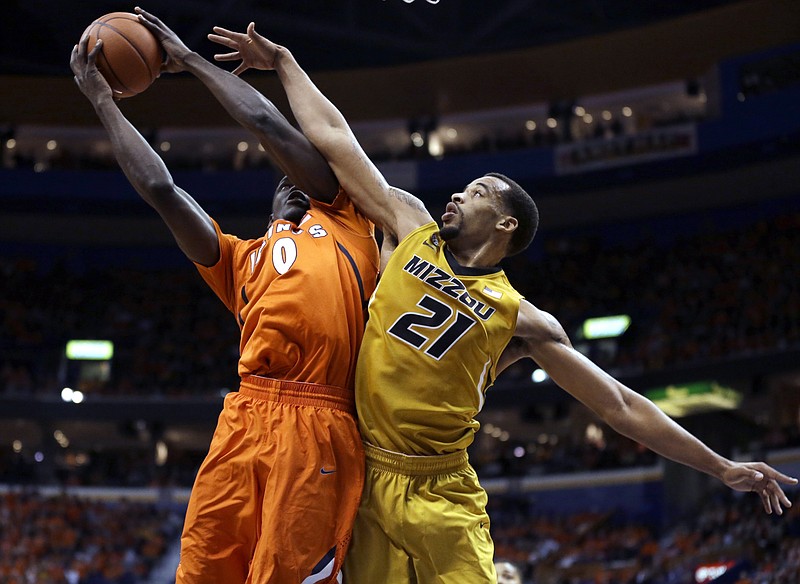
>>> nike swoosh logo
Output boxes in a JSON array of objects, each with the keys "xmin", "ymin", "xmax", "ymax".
[{"xmin": 320, "ymin": 467, "xmax": 336, "ymax": 475}]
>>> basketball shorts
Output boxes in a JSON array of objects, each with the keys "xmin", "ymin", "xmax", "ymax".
[
  {"xmin": 176, "ymin": 375, "xmax": 364, "ymax": 584},
  {"xmin": 343, "ymin": 442, "xmax": 496, "ymax": 584}
]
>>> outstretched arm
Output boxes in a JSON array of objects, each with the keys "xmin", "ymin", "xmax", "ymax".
[
  {"xmin": 135, "ymin": 8, "xmax": 338, "ymax": 202},
  {"xmin": 208, "ymin": 23, "xmax": 433, "ymax": 241},
  {"xmin": 70, "ymin": 36, "xmax": 218, "ymax": 266},
  {"xmin": 500, "ymin": 300, "xmax": 798, "ymax": 514}
]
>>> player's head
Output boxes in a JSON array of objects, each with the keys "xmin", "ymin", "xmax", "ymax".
[
  {"xmin": 271, "ymin": 176, "xmax": 310, "ymax": 225},
  {"xmin": 494, "ymin": 561, "xmax": 522, "ymax": 584},
  {"xmin": 440, "ymin": 172, "xmax": 538, "ymax": 258}
]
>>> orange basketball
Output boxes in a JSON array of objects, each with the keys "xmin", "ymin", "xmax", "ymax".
[{"xmin": 82, "ymin": 12, "xmax": 163, "ymax": 98}]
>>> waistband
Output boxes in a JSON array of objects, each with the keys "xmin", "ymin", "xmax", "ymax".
[
  {"xmin": 363, "ymin": 441, "xmax": 469, "ymax": 476},
  {"xmin": 239, "ymin": 375, "xmax": 355, "ymax": 415}
]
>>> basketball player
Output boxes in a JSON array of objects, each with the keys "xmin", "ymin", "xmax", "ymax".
[
  {"xmin": 71, "ymin": 12, "xmax": 379, "ymax": 584},
  {"xmin": 210, "ymin": 24, "xmax": 798, "ymax": 584}
]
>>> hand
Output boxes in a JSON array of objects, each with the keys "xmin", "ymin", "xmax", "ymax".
[
  {"xmin": 70, "ymin": 35, "xmax": 119, "ymax": 102},
  {"xmin": 208, "ymin": 22, "xmax": 283, "ymax": 76},
  {"xmin": 134, "ymin": 7, "xmax": 189, "ymax": 73},
  {"xmin": 721, "ymin": 461, "xmax": 797, "ymax": 515}
]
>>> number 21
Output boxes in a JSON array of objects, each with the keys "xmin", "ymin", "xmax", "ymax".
[{"xmin": 388, "ymin": 295, "xmax": 476, "ymax": 359}]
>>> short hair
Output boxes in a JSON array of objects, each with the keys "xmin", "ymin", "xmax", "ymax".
[{"xmin": 486, "ymin": 172, "xmax": 539, "ymax": 256}]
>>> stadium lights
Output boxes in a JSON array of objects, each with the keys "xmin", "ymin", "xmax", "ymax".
[
  {"xmin": 645, "ymin": 381, "xmax": 742, "ymax": 418},
  {"xmin": 581, "ymin": 315, "xmax": 631, "ymax": 339},
  {"xmin": 531, "ymin": 368, "xmax": 549, "ymax": 383},
  {"xmin": 61, "ymin": 387, "xmax": 85, "ymax": 404},
  {"xmin": 66, "ymin": 340, "xmax": 114, "ymax": 360}
]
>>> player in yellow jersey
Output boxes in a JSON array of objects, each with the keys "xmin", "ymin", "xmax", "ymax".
[{"xmin": 210, "ymin": 23, "xmax": 799, "ymax": 584}]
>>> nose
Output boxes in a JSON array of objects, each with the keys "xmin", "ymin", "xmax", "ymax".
[{"xmin": 451, "ymin": 192, "xmax": 464, "ymax": 203}]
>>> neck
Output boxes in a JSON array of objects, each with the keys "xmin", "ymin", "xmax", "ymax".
[{"xmin": 446, "ymin": 236, "xmax": 505, "ymax": 268}]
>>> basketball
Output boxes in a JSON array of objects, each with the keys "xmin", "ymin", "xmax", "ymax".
[{"xmin": 81, "ymin": 12, "xmax": 163, "ymax": 98}]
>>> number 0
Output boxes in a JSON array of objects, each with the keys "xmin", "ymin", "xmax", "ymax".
[{"xmin": 272, "ymin": 238, "xmax": 298, "ymax": 274}]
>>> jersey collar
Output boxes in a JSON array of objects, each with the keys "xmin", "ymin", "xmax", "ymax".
[{"xmin": 443, "ymin": 246, "xmax": 502, "ymax": 276}]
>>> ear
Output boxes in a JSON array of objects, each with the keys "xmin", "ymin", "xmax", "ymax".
[{"xmin": 495, "ymin": 215, "xmax": 518, "ymax": 235}]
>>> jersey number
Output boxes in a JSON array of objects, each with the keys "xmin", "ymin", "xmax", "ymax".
[
  {"xmin": 388, "ymin": 295, "xmax": 476, "ymax": 359},
  {"xmin": 272, "ymin": 238, "xmax": 298, "ymax": 274}
]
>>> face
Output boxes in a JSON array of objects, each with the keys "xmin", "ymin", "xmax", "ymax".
[
  {"xmin": 272, "ymin": 176, "xmax": 311, "ymax": 225},
  {"xmin": 495, "ymin": 562, "xmax": 522, "ymax": 584},
  {"xmin": 439, "ymin": 175, "xmax": 510, "ymax": 242}
]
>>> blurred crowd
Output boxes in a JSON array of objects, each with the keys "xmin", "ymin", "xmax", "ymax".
[
  {"xmin": 1, "ymin": 203, "xmax": 799, "ymax": 490},
  {"xmin": 504, "ymin": 207, "xmax": 800, "ymax": 375},
  {"xmin": 0, "ymin": 489, "xmax": 182, "ymax": 584},
  {"xmin": 0, "ymin": 262, "xmax": 239, "ymax": 398},
  {"xmin": 4, "ymin": 206, "xmax": 797, "ymax": 399},
  {"xmin": 492, "ymin": 487, "xmax": 800, "ymax": 584},
  {"xmin": 2, "ymin": 484, "xmax": 797, "ymax": 584}
]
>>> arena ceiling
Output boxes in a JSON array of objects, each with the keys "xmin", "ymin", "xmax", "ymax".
[{"xmin": 4, "ymin": 0, "xmax": 743, "ymax": 76}]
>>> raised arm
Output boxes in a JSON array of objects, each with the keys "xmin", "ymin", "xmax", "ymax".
[
  {"xmin": 500, "ymin": 300, "xmax": 798, "ymax": 515},
  {"xmin": 70, "ymin": 36, "xmax": 218, "ymax": 266},
  {"xmin": 208, "ymin": 23, "xmax": 433, "ymax": 241},
  {"xmin": 135, "ymin": 8, "xmax": 338, "ymax": 202}
]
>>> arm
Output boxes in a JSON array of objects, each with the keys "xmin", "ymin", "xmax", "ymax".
[
  {"xmin": 501, "ymin": 300, "xmax": 798, "ymax": 514},
  {"xmin": 135, "ymin": 8, "xmax": 338, "ymax": 202},
  {"xmin": 208, "ymin": 23, "xmax": 433, "ymax": 241},
  {"xmin": 70, "ymin": 36, "xmax": 218, "ymax": 266}
]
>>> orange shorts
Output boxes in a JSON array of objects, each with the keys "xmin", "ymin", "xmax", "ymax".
[{"xmin": 176, "ymin": 376, "xmax": 364, "ymax": 584}]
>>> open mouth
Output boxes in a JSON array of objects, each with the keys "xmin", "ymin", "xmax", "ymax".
[
  {"xmin": 287, "ymin": 190, "xmax": 308, "ymax": 204},
  {"xmin": 442, "ymin": 202, "xmax": 458, "ymax": 222}
]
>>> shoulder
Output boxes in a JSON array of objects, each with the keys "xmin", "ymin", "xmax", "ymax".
[
  {"xmin": 514, "ymin": 300, "xmax": 571, "ymax": 347},
  {"xmin": 396, "ymin": 220, "xmax": 440, "ymax": 247},
  {"xmin": 310, "ymin": 190, "xmax": 374, "ymax": 236}
]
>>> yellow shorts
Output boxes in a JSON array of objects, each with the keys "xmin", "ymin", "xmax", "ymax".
[
  {"xmin": 343, "ymin": 442, "xmax": 496, "ymax": 584},
  {"xmin": 177, "ymin": 376, "xmax": 363, "ymax": 584}
]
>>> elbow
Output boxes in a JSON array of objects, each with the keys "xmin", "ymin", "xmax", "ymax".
[
  {"xmin": 292, "ymin": 119, "xmax": 335, "ymax": 150},
  {"xmin": 141, "ymin": 176, "xmax": 177, "ymax": 204},
  {"xmin": 598, "ymin": 390, "xmax": 636, "ymax": 434},
  {"xmin": 248, "ymin": 106, "xmax": 284, "ymax": 138}
]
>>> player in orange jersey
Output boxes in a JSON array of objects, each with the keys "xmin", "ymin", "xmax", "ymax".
[{"xmin": 70, "ymin": 9, "xmax": 378, "ymax": 584}]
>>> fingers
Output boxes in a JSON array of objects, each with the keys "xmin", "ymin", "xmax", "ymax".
[
  {"xmin": 761, "ymin": 489, "xmax": 773, "ymax": 514},
  {"xmin": 762, "ymin": 479, "xmax": 794, "ymax": 515},
  {"xmin": 247, "ymin": 22, "xmax": 270, "ymax": 45},
  {"xmin": 134, "ymin": 6, "xmax": 162, "ymax": 27},
  {"xmin": 70, "ymin": 35, "xmax": 97, "ymax": 73},
  {"xmin": 208, "ymin": 33, "xmax": 239, "ymax": 49},
  {"xmin": 135, "ymin": 7, "xmax": 168, "ymax": 39},
  {"xmin": 211, "ymin": 26, "xmax": 246, "ymax": 40},
  {"xmin": 776, "ymin": 485, "xmax": 793, "ymax": 510},
  {"xmin": 769, "ymin": 469, "xmax": 799, "ymax": 485},
  {"xmin": 213, "ymin": 51, "xmax": 242, "ymax": 62},
  {"xmin": 87, "ymin": 38, "xmax": 103, "ymax": 64},
  {"xmin": 232, "ymin": 63, "xmax": 249, "ymax": 76},
  {"xmin": 69, "ymin": 44, "xmax": 80, "ymax": 75},
  {"xmin": 750, "ymin": 462, "xmax": 798, "ymax": 486},
  {"xmin": 78, "ymin": 33, "xmax": 90, "ymax": 54}
]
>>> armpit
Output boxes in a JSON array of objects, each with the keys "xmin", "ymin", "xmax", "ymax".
[{"xmin": 541, "ymin": 311, "xmax": 573, "ymax": 348}]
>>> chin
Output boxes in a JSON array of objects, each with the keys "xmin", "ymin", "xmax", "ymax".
[
  {"xmin": 439, "ymin": 224, "xmax": 459, "ymax": 241},
  {"xmin": 284, "ymin": 207, "xmax": 309, "ymax": 225}
]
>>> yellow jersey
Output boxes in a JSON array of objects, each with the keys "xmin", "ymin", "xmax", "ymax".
[{"xmin": 355, "ymin": 222, "xmax": 523, "ymax": 455}]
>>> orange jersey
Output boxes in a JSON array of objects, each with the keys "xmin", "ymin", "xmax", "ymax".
[{"xmin": 195, "ymin": 191, "xmax": 378, "ymax": 390}]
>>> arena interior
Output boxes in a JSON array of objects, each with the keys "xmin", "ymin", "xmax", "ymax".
[{"xmin": 2, "ymin": 1, "xmax": 800, "ymax": 582}]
